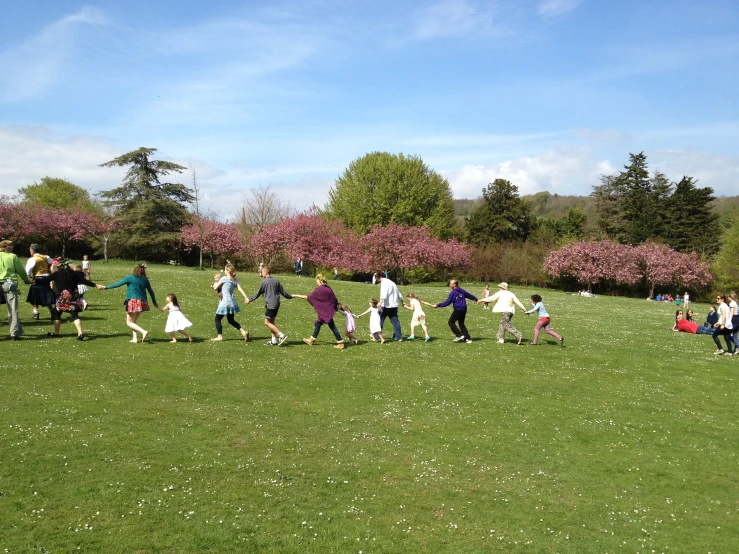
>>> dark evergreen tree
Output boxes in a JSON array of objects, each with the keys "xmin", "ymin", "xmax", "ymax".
[
  {"xmin": 664, "ymin": 176, "xmax": 719, "ymax": 255},
  {"xmin": 590, "ymin": 174, "xmax": 625, "ymax": 240},
  {"xmin": 466, "ymin": 179, "xmax": 534, "ymax": 244},
  {"xmin": 99, "ymin": 147, "xmax": 194, "ymax": 261}
]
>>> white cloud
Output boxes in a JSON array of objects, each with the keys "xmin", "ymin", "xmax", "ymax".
[
  {"xmin": 538, "ymin": 0, "xmax": 582, "ymax": 18},
  {"xmin": 649, "ymin": 149, "xmax": 739, "ymax": 197},
  {"xmin": 441, "ymin": 145, "xmax": 615, "ymax": 198},
  {"xmin": 0, "ymin": 7, "xmax": 108, "ymax": 102},
  {"xmin": 413, "ymin": 0, "xmax": 494, "ymax": 40}
]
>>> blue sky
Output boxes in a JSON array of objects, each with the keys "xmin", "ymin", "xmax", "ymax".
[{"xmin": 1, "ymin": 0, "xmax": 737, "ymax": 220}]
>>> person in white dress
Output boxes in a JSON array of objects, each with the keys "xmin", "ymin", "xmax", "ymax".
[
  {"xmin": 356, "ymin": 298, "xmax": 384, "ymax": 343},
  {"xmin": 163, "ymin": 293, "xmax": 193, "ymax": 342},
  {"xmin": 404, "ymin": 292, "xmax": 430, "ymax": 342}
]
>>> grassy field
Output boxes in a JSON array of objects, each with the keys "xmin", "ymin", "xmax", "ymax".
[{"xmin": 1, "ymin": 261, "xmax": 736, "ymax": 553}]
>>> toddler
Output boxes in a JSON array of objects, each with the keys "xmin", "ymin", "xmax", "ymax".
[
  {"xmin": 339, "ymin": 303, "xmax": 358, "ymax": 345},
  {"xmin": 163, "ymin": 293, "xmax": 194, "ymax": 342},
  {"xmin": 82, "ymin": 255, "xmax": 91, "ymax": 280},
  {"xmin": 73, "ymin": 263, "xmax": 89, "ymax": 311},
  {"xmin": 356, "ymin": 298, "xmax": 384, "ymax": 343}
]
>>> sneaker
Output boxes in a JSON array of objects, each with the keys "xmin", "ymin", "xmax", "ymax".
[
  {"xmin": 497, "ymin": 339, "xmax": 504, "ymax": 344},
  {"xmin": 278, "ymin": 333, "xmax": 288, "ymax": 346},
  {"xmin": 725, "ymin": 351, "xmax": 734, "ymax": 356},
  {"xmin": 303, "ymin": 337, "xmax": 315, "ymax": 346},
  {"xmin": 407, "ymin": 336, "xmax": 415, "ymax": 341},
  {"xmin": 265, "ymin": 340, "xmax": 275, "ymax": 346},
  {"xmin": 560, "ymin": 337, "xmax": 565, "ymax": 347},
  {"xmin": 465, "ymin": 339, "xmax": 473, "ymax": 344},
  {"xmin": 77, "ymin": 334, "xmax": 86, "ymax": 341},
  {"xmin": 424, "ymin": 336, "xmax": 431, "ymax": 343},
  {"xmin": 714, "ymin": 349, "xmax": 724, "ymax": 355},
  {"xmin": 453, "ymin": 336, "xmax": 464, "ymax": 342},
  {"xmin": 334, "ymin": 341, "xmax": 345, "ymax": 349}
]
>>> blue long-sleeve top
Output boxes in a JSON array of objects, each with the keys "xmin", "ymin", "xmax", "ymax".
[
  {"xmin": 437, "ymin": 287, "xmax": 477, "ymax": 311},
  {"xmin": 105, "ymin": 274, "xmax": 157, "ymax": 305},
  {"xmin": 525, "ymin": 301, "xmax": 550, "ymax": 318}
]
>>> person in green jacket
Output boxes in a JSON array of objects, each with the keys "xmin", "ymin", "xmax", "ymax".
[
  {"xmin": 101, "ymin": 263, "xmax": 161, "ymax": 343},
  {"xmin": 0, "ymin": 240, "xmax": 31, "ymax": 340}
]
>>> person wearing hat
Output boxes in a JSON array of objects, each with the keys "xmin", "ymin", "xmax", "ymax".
[
  {"xmin": 33, "ymin": 257, "xmax": 101, "ymax": 340},
  {"xmin": 0, "ymin": 240, "xmax": 31, "ymax": 340},
  {"xmin": 478, "ymin": 282, "xmax": 526, "ymax": 345},
  {"xmin": 24, "ymin": 243, "xmax": 56, "ymax": 320}
]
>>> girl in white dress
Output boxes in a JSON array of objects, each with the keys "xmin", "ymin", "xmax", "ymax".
[
  {"xmin": 404, "ymin": 292, "xmax": 430, "ymax": 342},
  {"xmin": 356, "ymin": 298, "xmax": 384, "ymax": 343},
  {"xmin": 163, "ymin": 293, "xmax": 193, "ymax": 342}
]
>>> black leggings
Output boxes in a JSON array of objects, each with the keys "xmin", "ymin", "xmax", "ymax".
[
  {"xmin": 215, "ymin": 313, "xmax": 242, "ymax": 334},
  {"xmin": 312, "ymin": 319, "xmax": 342, "ymax": 341},
  {"xmin": 712, "ymin": 326, "xmax": 735, "ymax": 353}
]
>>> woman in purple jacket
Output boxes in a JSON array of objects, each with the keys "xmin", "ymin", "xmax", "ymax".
[
  {"xmin": 293, "ymin": 273, "xmax": 345, "ymax": 349},
  {"xmin": 425, "ymin": 280, "xmax": 477, "ymax": 344}
]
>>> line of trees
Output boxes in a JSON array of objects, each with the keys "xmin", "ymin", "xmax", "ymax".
[{"xmin": 2, "ymin": 148, "xmax": 736, "ymax": 297}]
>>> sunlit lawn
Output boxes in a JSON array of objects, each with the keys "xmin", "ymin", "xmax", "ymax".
[{"xmin": 1, "ymin": 261, "xmax": 736, "ymax": 553}]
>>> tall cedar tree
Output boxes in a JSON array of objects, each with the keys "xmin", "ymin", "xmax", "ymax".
[
  {"xmin": 466, "ymin": 179, "xmax": 534, "ymax": 245},
  {"xmin": 327, "ymin": 152, "xmax": 456, "ymax": 239},
  {"xmin": 664, "ymin": 176, "xmax": 719, "ymax": 255},
  {"xmin": 100, "ymin": 147, "xmax": 194, "ymax": 261}
]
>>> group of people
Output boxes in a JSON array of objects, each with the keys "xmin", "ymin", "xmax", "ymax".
[
  {"xmin": 3, "ymin": 243, "xmax": 565, "ymax": 347},
  {"xmin": 672, "ymin": 293, "xmax": 738, "ymax": 356}
]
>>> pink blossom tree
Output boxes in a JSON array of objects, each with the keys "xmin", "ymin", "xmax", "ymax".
[
  {"xmin": 25, "ymin": 206, "xmax": 88, "ymax": 258},
  {"xmin": 543, "ymin": 240, "xmax": 642, "ymax": 291},
  {"xmin": 634, "ymin": 241, "xmax": 711, "ymax": 297},
  {"xmin": 360, "ymin": 223, "xmax": 472, "ymax": 283},
  {"xmin": 181, "ymin": 218, "xmax": 246, "ymax": 268},
  {"xmin": 0, "ymin": 196, "xmax": 33, "ymax": 242}
]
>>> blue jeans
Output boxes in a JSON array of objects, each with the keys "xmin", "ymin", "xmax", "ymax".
[{"xmin": 380, "ymin": 307, "xmax": 402, "ymax": 341}]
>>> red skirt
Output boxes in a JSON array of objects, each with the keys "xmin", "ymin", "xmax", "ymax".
[{"xmin": 126, "ymin": 298, "xmax": 150, "ymax": 313}]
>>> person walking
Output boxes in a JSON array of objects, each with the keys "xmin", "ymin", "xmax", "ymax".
[
  {"xmin": 24, "ymin": 243, "xmax": 55, "ymax": 320},
  {"xmin": 0, "ymin": 240, "xmax": 31, "ymax": 341},
  {"xmin": 211, "ymin": 264, "xmax": 250, "ymax": 342},
  {"xmin": 479, "ymin": 282, "xmax": 527, "ymax": 345},
  {"xmin": 424, "ymin": 280, "xmax": 477, "ymax": 343},
  {"xmin": 525, "ymin": 294, "xmax": 564, "ymax": 346},
  {"xmin": 293, "ymin": 273, "xmax": 345, "ymax": 349},
  {"xmin": 374, "ymin": 271, "xmax": 404, "ymax": 342},
  {"xmin": 101, "ymin": 263, "xmax": 160, "ymax": 343},
  {"xmin": 245, "ymin": 265, "xmax": 293, "ymax": 346},
  {"xmin": 34, "ymin": 257, "xmax": 101, "ymax": 340},
  {"xmin": 712, "ymin": 294, "xmax": 735, "ymax": 355}
]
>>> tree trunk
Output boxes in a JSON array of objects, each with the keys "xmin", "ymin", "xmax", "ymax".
[{"xmin": 104, "ymin": 237, "xmax": 109, "ymax": 262}]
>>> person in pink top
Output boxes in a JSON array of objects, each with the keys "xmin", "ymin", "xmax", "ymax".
[{"xmin": 293, "ymin": 273, "xmax": 345, "ymax": 349}]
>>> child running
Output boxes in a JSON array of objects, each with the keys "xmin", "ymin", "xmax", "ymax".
[
  {"xmin": 403, "ymin": 292, "xmax": 430, "ymax": 342},
  {"xmin": 524, "ymin": 294, "xmax": 564, "ymax": 346},
  {"xmin": 339, "ymin": 303, "xmax": 359, "ymax": 345},
  {"xmin": 73, "ymin": 263, "xmax": 89, "ymax": 311},
  {"xmin": 482, "ymin": 283, "xmax": 491, "ymax": 309},
  {"xmin": 356, "ymin": 298, "xmax": 384, "ymax": 343},
  {"xmin": 163, "ymin": 293, "xmax": 194, "ymax": 343}
]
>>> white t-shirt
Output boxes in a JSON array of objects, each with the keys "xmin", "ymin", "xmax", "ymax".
[{"xmin": 379, "ymin": 278, "xmax": 402, "ymax": 308}]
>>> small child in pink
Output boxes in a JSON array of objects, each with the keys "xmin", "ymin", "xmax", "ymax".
[{"xmin": 339, "ymin": 303, "xmax": 358, "ymax": 345}]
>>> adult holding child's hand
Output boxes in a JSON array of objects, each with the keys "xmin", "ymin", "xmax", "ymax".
[{"xmin": 101, "ymin": 263, "xmax": 159, "ymax": 343}]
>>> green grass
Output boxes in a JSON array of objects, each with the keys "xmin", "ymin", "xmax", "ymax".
[{"xmin": 1, "ymin": 261, "xmax": 737, "ymax": 553}]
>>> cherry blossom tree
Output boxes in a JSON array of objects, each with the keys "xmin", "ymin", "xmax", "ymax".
[
  {"xmin": 543, "ymin": 240, "xmax": 642, "ymax": 291},
  {"xmin": 634, "ymin": 241, "xmax": 711, "ymax": 297},
  {"xmin": 25, "ymin": 207, "xmax": 87, "ymax": 257},
  {"xmin": 360, "ymin": 223, "xmax": 472, "ymax": 283},
  {"xmin": 181, "ymin": 218, "xmax": 246, "ymax": 268},
  {"xmin": 0, "ymin": 196, "xmax": 32, "ymax": 241}
]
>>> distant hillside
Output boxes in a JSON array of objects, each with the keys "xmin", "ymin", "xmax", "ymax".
[{"xmin": 454, "ymin": 192, "xmax": 739, "ymax": 220}]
